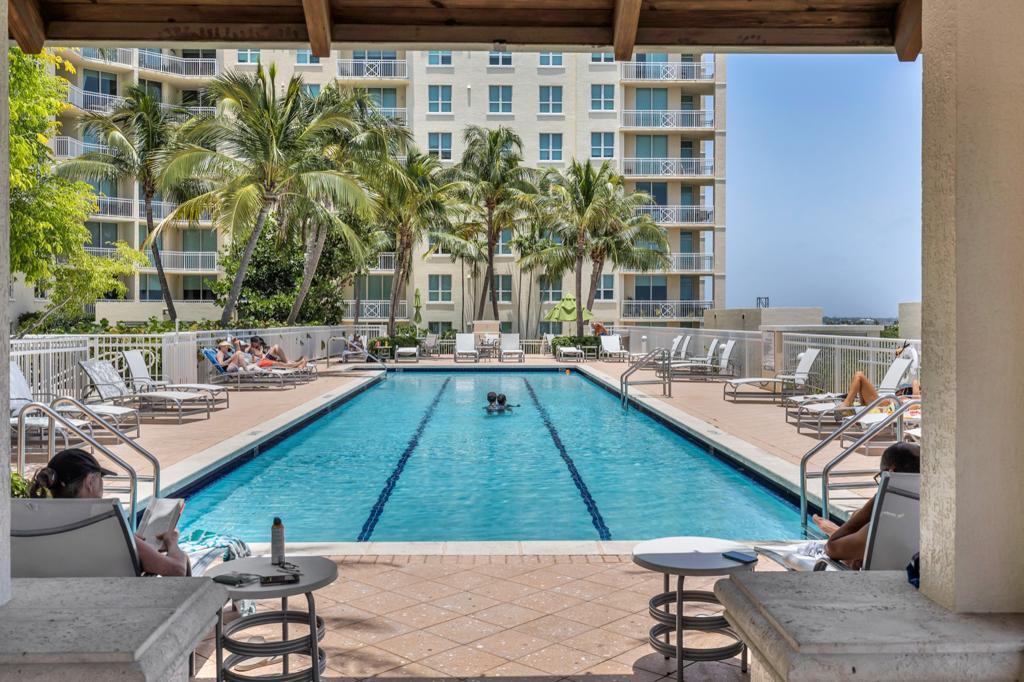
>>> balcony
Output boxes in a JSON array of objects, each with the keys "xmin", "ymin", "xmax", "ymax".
[
  {"xmin": 620, "ymin": 109, "xmax": 714, "ymax": 129},
  {"xmin": 66, "ymin": 85, "xmax": 124, "ymax": 113},
  {"xmin": 343, "ymin": 299, "xmax": 408, "ymax": 320},
  {"xmin": 137, "ymin": 50, "xmax": 218, "ymax": 78},
  {"xmin": 336, "ymin": 59, "xmax": 409, "ymax": 80},
  {"xmin": 636, "ymin": 205, "xmax": 715, "ymax": 225},
  {"xmin": 620, "ymin": 61, "xmax": 715, "ymax": 82},
  {"xmin": 84, "ymin": 246, "xmax": 118, "ymax": 259},
  {"xmin": 141, "ymin": 250, "xmax": 220, "ymax": 273},
  {"xmin": 622, "ymin": 157, "xmax": 714, "ymax": 178},
  {"xmin": 159, "ymin": 102, "xmax": 217, "ymax": 121},
  {"xmin": 621, "ymin": 300, "xmax": 714, "ymax": 320},
  {"xmin": 370, "ymin": 252, "xmax": 396, "ymax": 271},
  {"xmin": 377, "ymin": 107, "xmax": 407, "ymax": 124},
  {"xmin": 93, "ymin": 197, "xmax": 134, "ymax": 219},
  {"xmin": 53, "ymin": 136, "xmax": 110, "ymax": 159},
  {"xmin": 621, "ymin": 253, "xmax": 715, "ymax": 273},
  {"xmin": 141, "ymin": 200, "xmax": 211, "ymax": 222},
  {"xmin": 78, "ymin": 47, "xmax": 136, "ymax": 67}
]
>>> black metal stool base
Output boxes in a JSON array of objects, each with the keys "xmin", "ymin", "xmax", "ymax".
[
  {"xmin": 647, "ymin": 585, "xmax": 747, "ymax": 675},
  {"xmin": 221, "ymin": 609, "xmax": 327, "ymax": 682}
]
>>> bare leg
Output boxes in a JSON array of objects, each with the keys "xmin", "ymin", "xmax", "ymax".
[
  {"xmin": 813, "ymin": 514, "xmax": 840, "ymax": 535},
  {"xmin": 268, "ymin": 344, "xmax": 290, "ymax": 363},
  {"xmin": 840, "ymin": 371, "xmax": 878, "ymax": 407}
]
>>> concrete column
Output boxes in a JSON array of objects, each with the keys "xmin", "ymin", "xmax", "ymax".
[
  {"xmin": 921, "ymin": 0, "xmax": 1024, "ymax": 612},
  {"xmin": 0, "ymin": 0, "xmax": 11, "ymax": 608}
]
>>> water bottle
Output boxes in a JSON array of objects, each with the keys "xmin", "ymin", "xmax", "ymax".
[{"xmin": 271, "ymin": 517, "xmax": 285, "ymax": 565}]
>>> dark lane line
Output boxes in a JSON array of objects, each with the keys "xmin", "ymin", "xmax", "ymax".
[
  {"xmin": 522, "ymin": 377, "xmax": 611, "ymax": 540},
  {"xmin": 358, "ymin": 377, "xmax": 452, "ymax": 541}
]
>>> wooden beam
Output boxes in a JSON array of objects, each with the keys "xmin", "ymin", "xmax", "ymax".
[
  {"xmin": 612, "ymin": 0, "xmax": 642, "ymax": 61},
  {"xmin": 301, "ymin": 0, "xmax": 332, "ymax": 57},
  {"xmin": 9, "ymin": 0, "xmax": 46, "ymax": 53},
  {"xmin": 892, "ymin": 0, "xmax": 921, "ymax": 61}
]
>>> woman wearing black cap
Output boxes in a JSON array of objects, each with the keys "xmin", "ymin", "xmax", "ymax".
[{"xmin": 29, "ymin": 449, "xmax": 189, "ymax": 576}]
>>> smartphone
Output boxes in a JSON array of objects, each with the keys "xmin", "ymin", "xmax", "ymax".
[
  {"xmin": 722, "ymin": 550, "xmax": 758, "ymax": 564},
  {"xmin": 212, "ymin": 573, "xmax": 254, "ymax": 587},
  {"xmin": 260, "ymin": 573, "xmax": 301, "ymax": 586}
]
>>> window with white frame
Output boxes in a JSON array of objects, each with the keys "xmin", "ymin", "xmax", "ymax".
[
  {"xmin": 492, "ymin": 274, "xmax": 513, "ymax": 302},
  {"xmin": 539, "ymin": 133, "xmax": 563, "ymax": 162},
  {"xmin": 237, "ymin": 49, "xmax": 260, "ymax": 64},
  {"xmin": 427, "ymin": 233, "xmax": 448, "ymax": 255},
  {"xmin": 296, "ymin": 49, "xmax": 320, "ymax": 65},
  {"xmin": 496, "ymin": 227, "xmax": 513, "ymax": 255},
  {"xmin": 591, "ymin": 52, "xmax": 614, "ymax": 63},
  {"xmin": 591, "ymin": 132, "xmax": 614, "ymax": 159},
  {"xmin": 499, "ymin": 321, "xmax": 513, "ymax": 333},
  {"xmin": 428, "ymin": 274, "xmax": 452, "ymax": 302},
  {"xmin": 591, "ymin": 84, "xmax": 615, "ymax": 111},
  {"xmin": 428, "ymin": 132, "xmax": 452, "ymax": 160},
  {"xmin": 488, "ymin": 51, "xmax": 512, "ymax": 66},
  {"xmin": 539, "ymin": 86, "xmax": 562, "ymax": 114},
  {"xmin": 539, "ymin": 275, "xmax": 562, "ymax": 302},
  {"xmin": 428, "ymin": 321, "xmax": 453, "ymax": 334},
  {"xmin": 539, "ymin": 52, "xmax": 563, "ymax": 67},
  {"xmin": 428, "ymin": 85, "xmax": 452, "ymax": 113},
  {"xmin": 595, "ymin": 274, "xmax": 615, "ymax": 300},
  {"xmin": 489, "ymin": 85, "xmax": 512, "ymax": 113},
  {"xmin": 427, "ymin": 51, "xmax": 452, "ymax": 66}
]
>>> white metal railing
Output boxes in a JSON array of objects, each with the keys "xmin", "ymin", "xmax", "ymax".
[
  {"xmin": 636, "ymin": 205, "xmax": 715, "ymax": 224},
  {"xmin": 782, "ymin": 333, "xmax": 922, "ymax": 394},
  {"xmin": 159, "ymin": 102, "xmax": 217, "ymax": 120},
  {"xmin": 78, "ymin": 47, "xmax": 135, "ymax": 67},
  {"xmin": 66, "ymin": 85, "xmax": 124, "ymax": 112},
  {"xmin": 84, "ymin": 246, "xmax": 118, "ymax": 259},
  {"xmin": 141, "ymin": 200, "xmax": 211, "ymax": 222},
  {"xmin": 622, "ymin": 157, "xmax": 714, "ymax": 177},
  {"xmin": 622, "ymin": 327, "xmax": 761, "ymax": 379},
  {"xmin": 620, "ymin": 61, "xmax": 715, "ymax": 81},
  {"xmin": 377, "ymin": 107, "xmax": 407, "ymax": 123},
  {"xmin": 343, "ymin": 300, "xmax": 408, "ymax": 320},
  {"xmin": 52, "ymin": 136, "xmax": 111, "ymax": 158},
  {"xmin": 336, "ymin": 59, "xmax": 409, "ymax": 79},
  {"xmin": 141, "ymin": 250, "xmax": 219, "ymax": 272},
  {"xmin": 620, "ymin": 109, "xmax": 714, "ymax": 129},
  {"xmin": 137, "ymin": 50, "xmax": 219, "ymax": 77},
  {"xmin": 11, "ymin": 335, "xmax": 92, "ymax": 398},
  {"xmin": 621, "ymin": 300, "xmax": 714, "ymax": 320},
  {"xmin": 621, "ymin": 253, "xmax": 714, "ymax": 272},
  {"xmin": 93, "ymin": 196, "xmax": 134, "ymax": 218},
  {"xmin": 371, "ymin": 253, "xmax": 396, "ymax": 271}
]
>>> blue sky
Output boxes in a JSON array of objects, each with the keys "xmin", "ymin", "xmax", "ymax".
[{"xmin": 724, "ymin": 54, "xmax": 922, "ymax": 317}]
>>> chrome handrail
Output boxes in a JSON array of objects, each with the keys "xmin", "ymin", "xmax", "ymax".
[
  {"xmin": 620, "ymin": 347, "xmax": 671, "ymax": 409},
  {"xmin": 329, "ymin": 336, "xmax": 387, "ymax": 376}
]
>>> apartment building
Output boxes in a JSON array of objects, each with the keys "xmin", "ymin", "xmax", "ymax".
[{"xmin": 21, "ymin": 47, "xmax": 726, "ymax": 333}]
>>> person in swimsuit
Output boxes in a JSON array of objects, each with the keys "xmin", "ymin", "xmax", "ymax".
[{"xmin": 249, "ymin": 337, "xmax": 309, "ymax": 369}]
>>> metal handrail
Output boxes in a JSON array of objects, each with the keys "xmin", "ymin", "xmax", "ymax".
[
  {"xmin": 620, "ymin": 347, "xmax": 671, "ymax": 409},
  {"xmin": 329, "ymin": 336, "xmax": 387, "ymax": 376},
  {"xmin": 15, "ymin": 402, "xmax": 141, "ymax": 529},
  {"xmin": 819, "ymin": 399, "xmax": 921, "ymax": 517},
  {"xmin": 798, "ymin": 393, "xmax": 904, "ymax": 526}
]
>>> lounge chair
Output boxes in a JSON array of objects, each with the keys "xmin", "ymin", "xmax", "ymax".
[
  {"xmin": 723, "ymin": 348, "xmax": 822, "ymax": 403},
  {"xmin": 395, "ymin": 346, "xmax": 419, "ymax": 363},
  {"xmin": 122, "ymin": 350, "xmax": 229, "ymax": 409},
  {"xmin": 557, "ymin": 345, "xmax": 584, "ymax": 362},
  {"xmin": 201, "ymin": 349, "xmax": 298, "ymax": 389},
  {"xmin": 499, "ymin": 334, "xmax": 525, "ymax": 362},
  {"xmin": 673, "ymin": 339, "xmax": 736, "ymax": 380},
  {"xmin": 80, "ymin": 359, "xmax": 213, "ymax": 423},
  {"xmin": 671, "ymin": 338, "xmax": 718, "ymax": 369},
  {"xmin": 543, "ymin": 333, "xmax": 556, "ymax": 354},
  {"xmin": 454, "ymin": 333, "xmax": 479, "ymax": 363},
  {"xmin": 792, "ymin": 356, "xmax": 913, "ymax": 435},
  {"xmin": 419, "ymin": 334, "xmax": 439, "ymax": 357},
  {"xmin": 599, "ymin": 335, "xmax": 629, "ymax": 362}
]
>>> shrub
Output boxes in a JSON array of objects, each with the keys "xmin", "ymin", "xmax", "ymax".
[
  {"xmin": 10, "ymin": 471, "xmax": 30, "ymax": 498},
  {"xmin": 368, "ymin": 334, "xmax": 420, "ymax": 354}
]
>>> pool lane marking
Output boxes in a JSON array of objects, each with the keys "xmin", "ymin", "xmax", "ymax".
[
  {"xmin": 522, "ymin": 378, "xmax": 612, "ymax": 541},
  {"xmin": 357, "ymin": 377, "xmax": 451, "ymax": 542}
]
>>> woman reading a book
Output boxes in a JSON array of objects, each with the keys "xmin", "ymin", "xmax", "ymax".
[{"xmin": 29, "ymin": 448, "xmax": 189, "ymax": 576}]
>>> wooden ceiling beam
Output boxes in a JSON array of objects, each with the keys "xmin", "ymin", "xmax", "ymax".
[
  {"xmin": 892, "ymin": 0, "xmax": 921, "ymax": 61},
  {"xmin": 612, "ymin": 0, "xmax": 642, "ymax": 61},
  {"xmin": 9, "ymin": 0, "xmax": 47, "ymax": 53},
  {"xmin": 301, "ymin": 0, "xmax": 332, "ymax": 57}
]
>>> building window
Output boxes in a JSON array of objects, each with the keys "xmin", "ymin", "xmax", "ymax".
[
  {"xmin": 495, "ymin": 228, "xmax": 513, "ymax": 255},
  {"xmin": 539, "ymin": 321, "xmax": 560, "ymax": 335},
  {"xmin": 427, "ymin": 233, "xmax": 448, "ymax": 255},
  {"xmin": 591, "ymin": 132, "xmax": 614, "ymax": 159},
  {"xmin": 539, "ymin": 275, "xmax": 562, "ymax": 302},
  {"xmin": 591, "ymin": 52, "xmax": 614, "ymax": 63},
  {"xmin": 427, "ymin": 51, "xmax": 452, "ymax": 66},
  {"xmin": 591, "ymin": 84, "xmax": 615, "ymax": 111},
  {"xmin": 182, "ymin": 228, "xmax": 217, "ymax": 252},
  {"xmin": 87, "ymin": 222, "xmax": 118, "ymax": 248},
  {"xmin": 539, "ymin": 86, "xmax": 562, "ymax": 114},
  {"xmin": 428, "ymin": 85, "xmax": 452, "ymax": 113},
  {"xmin": 488, "ymin": 51, "xmax": 512, "ymax": 67},
  {"xmin": 139, "ymin": 79, "xmax": 162, "ymax": 102},
  {"xmin": 183, "ymin": 275, "xmax": 216, "ymax": 300},
  {"xmin": 634, "ymin": 274, "xmax": 667, "ymax": 300},
  {"xmin": 301, "ymin": 84, "xmax": 321, "ymax": 97},
  {"xmin": 428, "ymin": 274, "xmax": 452, "ymax": 302},
  {"xmin": 139, "ymin": 274, "xmax": 162, "ymax": 301},
  {"xmin": 428, "ymin": 132, "xmax": 452, "ymax": 160},
  {"xmin": 359, "ymin": 274, "xmax": 393, "ymax": 300},
  {"xmin": 236, "ymin": 49, "xmax": 260, "ymax": 64},
  {"xmin": 83, "ymin": 69, "xmax": 117, "ymax": 96},
  {"xmin": 539, "ymin": 133, "xmax": 563, "ymax": 162},
  {"xmin": 428, "ymin": 321, "xmax": 453, "ymax": 335},
  {"xmin": 539, "ymin": 52, "xmax": 563, "ymax": 67},
  {"xmin": 595, "ymin": 274, "xmax": 615, "ymax": 300},
  {"xmin": 296, "ymin": 49, "xmax": 320, "ymax": 65},
  {"xmin": 499, "ymin": 321, "xmax": 513, "ymax": 333},
  {"xmin": 354, "ymin": 50, "xmax": 397, "ymax": 61},
  {"xmin": 492, "ymin": 274, "xmax": 513, "ymax": 302},
  {"xmin": 489, "ymin": 85, "xmax": 512, "ymax": 114}
]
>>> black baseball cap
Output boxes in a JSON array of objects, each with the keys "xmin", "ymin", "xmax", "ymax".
[{"xmin": 49, "ymin": 448, "xmax": 118, "ymax": 483}]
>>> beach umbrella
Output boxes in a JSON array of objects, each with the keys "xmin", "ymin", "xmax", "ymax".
[
  {"xmin": 413, "ymin": 288, "xmax": 423, "ymax": 324},
  {"xmin": 543, "ymin": 294, "xmax": 593, "ymax": 322}
]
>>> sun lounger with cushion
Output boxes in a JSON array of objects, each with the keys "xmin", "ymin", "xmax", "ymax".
[
  {"xmin": 454, "ymin": 334, "xmax": 479, "ymax": 363},
  {"xmin": 792, "ymin": 357, "xmax": 913, "ymax": 435},
  {"xmin": 672, "ymin": 339, "xmax": 736, "ymax": 380},
  {"xmin": 80, "ymin": 359, "xmax": 213, "ymax": 423},
  {"xmin": 499, "ymin": 334, "xmax": 525, "ymax": 362},
  {"xmin": 723, "ymin": 348, "xmax": 821, "ymax": 403},
  {"xmin": 671, "ymin": 338, "xmax": 718, "ymax": 369},
  {"xmin": 123, "ymin": 350, "xmax": 229, "ymax": 409},
  {"xmin": 599, "ymin": 335, "xmax": 630, "ymax": 362},
  {"xmin": 557, "ymin": 345, "xmax": 584, "ymax": 362},
  {"xmin": 202, "ymin": 349, "xmax": 299, "ymax": 389},
  {"xmin": 395, "ymin": 346, "xmax": 419, "ymax": 362}
]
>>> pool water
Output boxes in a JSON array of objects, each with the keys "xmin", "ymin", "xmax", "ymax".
[{"xmin": 179, "ymin": 371, "xmax": 805, "ymax": 543}]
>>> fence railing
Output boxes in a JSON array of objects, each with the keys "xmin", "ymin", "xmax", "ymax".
[
  {"xmin": 622, "ymin": 327, "xmax": 761, "ymax": 379},
  {"xmin": 11, "ymin": 336, "xmax": 92, "ymax": 399},
  {"xmin": 635, "ymin": 205, "xmax": 715, "ymax": 224},
  {"xmin": 78, "ymin": 47, "xmax": 136, "ymax": 66},
  {"xmin": 141, "ymin": 250, "xmax": 220, "ymax": 272},
  {"xmin": 620, "ymin": 61, "xmax": 715, "ymax": 81},
  {"xmin": 377, "ymin": 107, "xmax": 407, "ymax": 123},
  {"xmin": 84, "ymin": 246, "xmax": 118, "ymax": 259},
  {"xmin": 94, "ymin": 196, "xmax": 134, "ymax": 218},
  {"xmin": 781, "ymin": 333, "xmax": 922, "ymax": 394},
  {"xmin": 336, "ymin": 59, "xmax": 409, "ymax": 79},
  {"xmin": 343, "ymin": 300, "xmax": 408, "ymax": 320},
  {"xmin": 620, "ymin": 109, "xmax": 714, "ymax": 129},
  {"xmin": 621, "ymin": 300, "xmax": 714, "ymax": 320},
  {"xmin": 620, "ymin": 253, "xmax": 714, "ymax": 273},
  {"xmin": 159, "ymin": 102, "xmax": 217, "ymax": 121},
  {"xmin": 621, "ymin": 157, "xmax": 714, "ymax": 177},
  {"xmin": 53, "ymin": 136, "xmax": 111, "ymax": 159},
  {"xmin": 66, "ymin": 85, "xmax": 124, "ymax": 113},
  {"xmin": 143, "ymin": 200, "xmax": 211, "ymax": 222},
  {"xmin": 137, "ymin": 50, "xmax": 219, "ymax": 77},
  {"xmin": 371, "ymin": 253, "xmax": 396, "ymax": 271}
]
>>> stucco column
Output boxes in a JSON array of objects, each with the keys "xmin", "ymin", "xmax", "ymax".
[
  {"xmin": 921, "ymin": 0, "xmax": 1024, "ymax": 613},
  {"xmin": 0, "ymin": 0, "xmax": 12, "ymax": 608}
]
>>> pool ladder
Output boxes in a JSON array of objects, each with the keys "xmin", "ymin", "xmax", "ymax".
[{"xmin": 619, "ymin": 347, "xmax": 672, "ymax": 410}]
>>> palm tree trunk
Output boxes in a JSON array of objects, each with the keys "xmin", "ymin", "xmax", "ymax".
[
  {"xmin": 516, "ymin": 267, "xmax": 524, "ymax": 336},
  {"xmin": 525, "ymin": 271, "xmax": 533, "ymax": 338},
  {"xmin": 145, "ymin": 194, "xmax": 177, "ymax": 323},
  {"xmin": 575, "ymin": 229, "xmax": 586, "ymax": 338},
  {"xmin": 387, "ymin": 231, "xmax": 409, "ymax": 337},
  {"xmin": 220, "ymin": 197, "xmax": 274, "ymax": 326},
  {"xmin": 353, "ymin": 271, "xmax": 362, "ymax": 329},
  {"xmin": 586, "ymin": 256, "xmax": 604, "ymax": 312},
  {"xmin": 286, "ymin": 221, "xmax": 327, "ymax": 324}
]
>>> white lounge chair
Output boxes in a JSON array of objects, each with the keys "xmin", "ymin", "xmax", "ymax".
[
  {"xmin": 543, "ymin": 333, "xmax": 556, "ymax": 354},
  {"xmin": 123, "ymin": 350, "xmax": 229, "ymax": 409},
  {"xmin": 395, "ymin": 346, "xmax": 419, "ymax": 363},
  {"xmin": 673, "ymin": 339, "xmax": 736, "ymax": 380},
  {"xmin": 599, "ymin": 335, "xmax": 629, "ymax": 362},
  {"xmin": 499, "ymin": 334, "xmax": 525, "ymax": 363},
  {"xmin": 723, "ymin": 348, "xmax": 822, "ymax": 403},
  {"xmin": 419, "ymin": 334, "xmax": 439, "ymax": 357},
  {"xmin": 454, "ymin": 333, "xmax": 479, "ymax": 363},
  {"xmin": 80, "ymin": 359, "xmax": 213, "ymax": 423},
  {"xmin": 792, "ymin": 356, "xmax": 914, "ymax": 435},
  {"xmin": 201, "ymin": 349, "xmax": 300, "ymax": 389},
  {"xmin": 557, "ymin": 345, "xmax": 584, "ymax": 362},
  {"xmin": 671, "ymin": 338, "xmax": 719, "ymax": 369}
]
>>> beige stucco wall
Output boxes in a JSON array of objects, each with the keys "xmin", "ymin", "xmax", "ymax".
[{"xmin": 704, "ymin": 306, "xmax": 823, "ymax": 331}]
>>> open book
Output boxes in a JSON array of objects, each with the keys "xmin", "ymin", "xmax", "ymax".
[{"xmin": 137, "ymin": 498, "xmax": 185, "ymax": 549}]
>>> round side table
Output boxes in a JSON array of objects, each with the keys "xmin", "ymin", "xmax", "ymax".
[
  {"xmin": 206, "ymin": 556, "xmax": 338, "ymax": 682},
  {"xmin": 632, "ymin": 537, "xmax": 756, "ymax": 681}
]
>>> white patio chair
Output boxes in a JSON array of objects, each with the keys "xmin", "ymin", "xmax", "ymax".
[
  {"xmin": 723, "ymin": 348, "xmax": 822, "ymax": 403},
  {"xmin": 671, "ymin": 338, "xmax": 719, "ymax": 369},
  {"xmin": 557, "ymin": 345, "xmax": 584, "ymax": 362},
  {"xmin": 792, "ymin": 357, "xmax": 914, "ymax": 435},
  {"xmin": 599, "ymin": 335, "xmax": 629, "ymax": 362},
  {"xmin": 499, "ymin": 334, "xmax": 525, "ymax": 362},
  {"xmin": 673, "ymin": 340, "xmax": 736, "ymax": 380},
  {"xmin": 395, "ymin": 346, "xmax": 419, "ymax": 363},
  {"xmin": 123, "ymin": 350, "xmax": 229, "ymax": 409},
  {"xmin": 80, "ymin": 359, "xmax": 213, "ymax": 423},
  {"xmin": 454, "ymin": 333, "xmax": 479, "ymax": 363}
]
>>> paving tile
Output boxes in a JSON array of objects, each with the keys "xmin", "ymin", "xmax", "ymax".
[
  {"xmin": 375, "ymin": 631, "xmax": 461, "ymax": 662},
  {"xmin": 516, "ymin": 643, "xmax": 603, "ymax": 676},
  {"xmin": 466, "ymin": 660, "xmax": 550, "ymax": 681},
  {"xmin": 319, "ymin": 602, "xmax": 378, "ymax": 628},
  {"xmin": 418, "ymin": 645, "xmax": 509, "ymax": 677},
  {"xmin": 593, "ymin": 588, "xmax": 649, "ymax": 614},
  {"xmin": 681, "ymin": 660, "xmax": 746, "ymax": 680},
  {"xmin": 398, "ymin": 564, "xmax": 459, "ymax": 580},
  {"xmin": 473, "ymin": 603, "xmax": 546, "ymax": 628},
  {"xmin": 371, "ymin": 661, "xmax": 452, "ymax": 679},
  {"xmin": 348, "ymin": 591, "xmax": 423, "ymax": 616},
  {"xmin": 358, "ymin": 569, "xmax": 427, "ymax": 591},
  {"xmin": 557, "ymin": 601, "xmax": 634, "ymax": 627},
  {"xmin": 386, "ymin": 602, "xmax": 461, "ymax": 629},
  {"xmin": 614, "ymin": 645, "xmax": 677, "ymax": 676},
  {"xmin": 567, "ymin": 657, "xmax": 668, "ymax": 682},
  {"xmin": 320, "ymin": 628, "xmax": 367, "ymax": 656},
  {"xmin": 562, "ymin": 628, "xmax": 645, "ymax": 658},
  {"xmin": 320, "ymin": 579, "xmax": 381, "ymax": 602},
  {"xmin": 422, "ymin": 615, "xmax": 505, "ymax": 645},
  {"xmin": 550, "ymin": 579, "xmax": 620, "ymax": 601},
  {"xmin": 326, "ymin": 645, "xmax": 410, "ymax": 678},
  {"xmin": 470, "ymin": 630, "xmax": 552, "ymax": 660},
  {"xmin": 341, "ymin": 616, "xmax": 415, "ymax": 646},
  {"xmin": 513, "ymin": 589, "xmax": 585, "ymax": 615},
  {"xmin": 429, "ymin": 590, "xmax": 501, "ymax": 615},
  {"xmin": 434, "ymin": 570, "xmax": 496, "ymax": 590},
  {"xmin": 469, "ymin": 579, "xmax": 540, "ymax": 602},
  {"xmin": 509, "ymin": 568, "xmax": 578, "ymax": 590},
  {"xmin": 514, "ymin": 614, "xmax": 593, "ymax": 641},
  {"xmin": 392, "ymin": 579, "xmax": 464, "ymax": 602},
  {"xmin": 603, "ymin": 612, "xmax": 653, "ymax": 640}
]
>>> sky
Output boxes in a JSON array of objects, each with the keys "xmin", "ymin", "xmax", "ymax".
[{"xmin": 724, "ymin": 54, "xmax": 922, "ymax": 318}]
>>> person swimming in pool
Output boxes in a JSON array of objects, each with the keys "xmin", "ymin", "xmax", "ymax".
[
  {"xmin": 485, "ymin": 391, "xmax": 500, "ymax": 413},
  {"xmin": 496, "ymin": 394, "xmax": 519, "ymax": 412}
]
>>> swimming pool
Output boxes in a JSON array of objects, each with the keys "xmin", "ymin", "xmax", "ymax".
[{"xmin": 179, "ymin": 371, "xmax": 805, "ymax": 543}]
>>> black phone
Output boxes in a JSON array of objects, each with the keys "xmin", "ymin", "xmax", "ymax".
[
  {"xmin": 722, "ymin": 550, "xmax": 758, "ymax": 564},
  {"xmin": 260, "ymin": 573, "xmax": 301, "ymax": 586}
]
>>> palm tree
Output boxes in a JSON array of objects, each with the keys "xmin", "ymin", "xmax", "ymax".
[
  {"xmin": 57, "ymin": 84, "xmax": 182, "ymax": 322},
  {"xmin": 510, "ymin": 220, "xmax": 552, "ymax": 337},
  {"xmin": 457, "ymin": 125, "xmax": 535, "ymax": 321},
  {"xmin": 161, "ymin": 65, "xmax": 369, "ymax": 325}
]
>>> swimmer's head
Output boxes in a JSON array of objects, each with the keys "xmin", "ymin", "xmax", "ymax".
[
  {"xmin": 497, "ymin": 394, "xmax": 507, "ymax": 406},
  {"xmin": 487, "ymin": 391, "xmax": 497, "ymax": 404}
]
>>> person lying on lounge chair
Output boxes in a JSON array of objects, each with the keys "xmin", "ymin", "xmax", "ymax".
[
  {"xmin": 840, "ymin": 342, "xmax": 921, "ymax": 408},
  {"xmin": 809, "ymin": 442, "xmax": 920, "ymax": 568},
  {"xmin": 215, "ymin": 340, "xmax": 255, "ymax": 373},
  {"xmin": 248, "ymin": 338, "xmax": 308, "ymax": 370},
  {"xmin": 28, "ymin": 449, "xmax": 189, "ymax": 576},
  {"xmin": 252, "ymin": 336, "xmax": 308, "ymax": 366}
]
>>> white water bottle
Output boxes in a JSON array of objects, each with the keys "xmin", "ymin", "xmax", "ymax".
[{"xmin": 271, "ymin": 517, "xmax": 285, "ymax": 565}]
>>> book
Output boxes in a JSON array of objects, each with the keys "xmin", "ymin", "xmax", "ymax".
[{"xmin": 137, "ymin": 498, "xmax": 185, "ymax": 549}]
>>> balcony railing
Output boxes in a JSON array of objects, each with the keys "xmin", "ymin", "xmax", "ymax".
[
  {"xmin": 158, "ymin": 102, "xmax": 217, "ymax": 121},
  {"xmin": 371, "ymin": 252, "xmax": 396, "ymax": 271},
  {"xmin": 377, "ymin": 107, "xmax": 407, "ymax": 123},
  {"xmin": 622, "ymin": 253, "xmax": 715, "ymax": 273},
  {"xmin": 53, "ymin": 136, "xmax": 110, "ymax": 159},
  {"xmin": 137, "ymin": 50, "xmax": 219, "ymax": 78},
  {"xmin": 66, "ymin": 85, "xmax": 124, "ymax": 113},
  {"xmin": 343, "ymin": 299, "xmax": 408, "ymax": 319},
  {"xmin": 621, "ymin": 300, "xmax": 714, "ymax": 319},
  {"xmin": 84, "ymin": 246, "xmax": 118, "ymax": 258},
  {"xmin": 93, "ymin": 197, "xmax": 134, "ymax": 218},
  {"xmin": 620, "ymin": 109, "xmax": 714, "ymax": 129},
  {"xmin": 622, "ymin": 157, "xmax": 714, "ymax": 177},
  {"xmin": 620, "ymin": 61, "xmax": 715, "ymax": 81},
  {"xmin": 139, "ymin": 200, "xmax": 211, "ymax": 222},
  {"xmin": 79, "ymin": 47, "xmax": 136, "ymax": 67},
  {"xmin": 336, "ymin": 59, "xmax": 409, "ymax": 79},
  {"xmin": 636, "ymin": 205, "xmax": 715, "ymax": 225},
  {"xmin": 142, "ymin": 250, "xmax": 220, "ymax": 272}
]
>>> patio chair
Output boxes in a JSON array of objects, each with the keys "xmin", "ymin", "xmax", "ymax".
[
  {"xmin": 122, "ymin": 350, "xmax": 229, "ymax": 409},
  {"xmin": 419, "ymin": 334, "xmax": 439, "ymax": 357},
  {"xmin": 791, "ymin": 357, "xmax": 913, "ymax": 435},
  {"xmin": 454, "ymin": 333, "xmax": 479, "ymax": 363},
  {"xmin": 599, "ymin": 334, "xmax": 629, "ymax": 362},
  {"xmin": 201, "ymin": 349, "xmax": 298, "ymax": 390},
  {"xmin": 543, "ymin": 333, "xmax": 556, "ymax": 354},
  {"xmin": 557, "ymin": 345, "xmax": 585, "ymax": 362},
  {"xmin": 395, "ymin": 346, "xmax": 419, "ymax": 363},
  {"xmin": 723, "ymin": 348, "xmax": 822, "ymax": 403},
  {"xmin": 80, "ymin": 359, "xmax": 213, "ymax": 423},
  {"xmin": 671, "ymin": 338, "xmax": 719, "ymax": 369},
  {"xmin": 672, "ymin": 340, "xmax": 736, "ymax": 380},
  {"xmin": 499, "ymin": 334, "xmax": 525, "ymax": 363}
]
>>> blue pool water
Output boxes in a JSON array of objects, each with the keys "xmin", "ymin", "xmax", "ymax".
[{"xmin": 179, "ymin": 371, "xmax": 805, "ymax": 543}]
